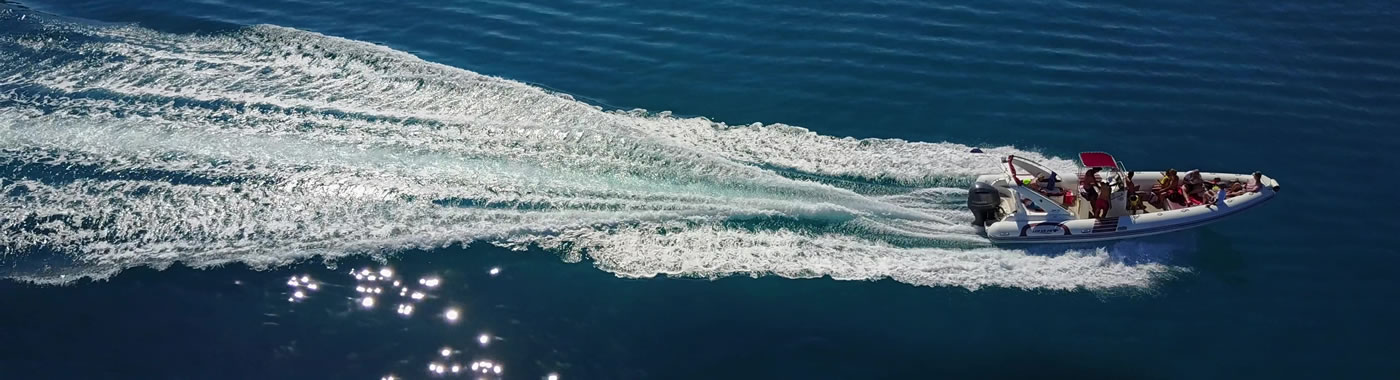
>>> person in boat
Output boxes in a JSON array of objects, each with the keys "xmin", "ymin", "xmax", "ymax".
[
  {"xmin": 1127, "ymin": 193, "xmax": 1147, "ymax": 215},
  {"xmin": 1155, "ymin": 169, "xmax": 1183, "ymax": 209},
  {"xmin": 1021, "ymin": 198, "xmax": 1045, "ymax": 213},
  {"xmin": 1206, "ymin": 178, "xmax": 1228, "ymax": 208},
  {"xmin": 1226, "ymin": 181, "xmax": 1246, "ymax": 197},
  {"xmin": 1182, "ymin": 169, "xmax": 1207, "ymax": 205},
  {"xmin": 1081, "ymin": 167, "xmax": 1101, "ymax": 213},
  {"xmin": 1156, "ymin": 169, "xmax": 1178, "ymax": 189},
  {"xmin": 1122, "ymin": 171, "xmax": 1144, "ymax": 214},
  {"xmin": 1082, "ymin": 167, "xmax": 1112, "ymax": 219},
  {"xmin": 1244, "ymin": 171, "xmax": 1265, "ymax": 193},
  {"xmin": 1120, "ymin": 171, "xmax": 1142, "ymax": 214},
  {"xmin": 1035, "ymin": 172, "xmax": 1064, "ymax": 196},
  {"xmin": 1092, "ymin": 178, "xmax": 1113, "ymax": 218}
]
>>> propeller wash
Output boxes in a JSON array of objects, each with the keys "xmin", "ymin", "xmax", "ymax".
[{"xmin": 0, "ymin": 11, "xmax": 1172, "ymax": 290}]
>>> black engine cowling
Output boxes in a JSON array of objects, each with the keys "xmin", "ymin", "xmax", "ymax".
[{"xmin": 967, "ymin": 182, "xmax": 1002, "ymax": 227}]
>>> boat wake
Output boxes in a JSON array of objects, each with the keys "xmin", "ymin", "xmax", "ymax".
[{"xmin": 0, "ymin": 10, "xmax": 1175, "ymax": 290}]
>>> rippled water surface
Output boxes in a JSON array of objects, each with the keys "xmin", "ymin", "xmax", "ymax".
[{"xmin": 1, "ymin": 0, "xmax": 1397, "ymax": 378}]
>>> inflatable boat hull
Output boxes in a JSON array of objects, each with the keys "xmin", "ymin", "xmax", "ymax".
[{"xmin": 983, "ymin": 185, "xmax": 1277, "ymax": 244}]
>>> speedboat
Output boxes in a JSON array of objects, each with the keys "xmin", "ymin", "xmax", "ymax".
[{"xmin": 967, "ymin": 152, "xmax": 1280, "ymax": 244}]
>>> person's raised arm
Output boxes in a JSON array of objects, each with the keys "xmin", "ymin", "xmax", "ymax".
[{"xmin": 1007, "ymin": 155, "xmax": 1020, "ymax": 186}]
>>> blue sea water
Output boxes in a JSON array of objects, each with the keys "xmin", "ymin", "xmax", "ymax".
[{"xmin": 1, "ymin": 0, "xmax": 1399, "ymax": 378}]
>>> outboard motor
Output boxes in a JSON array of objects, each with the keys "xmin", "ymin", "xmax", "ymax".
[{"xmin": 967, "ymin": 182, "xmax": 1003, "ymax": 227}]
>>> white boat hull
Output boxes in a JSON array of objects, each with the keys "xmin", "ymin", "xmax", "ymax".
[
  {"xmin": 982, "ymin": 176, "xmax": 1279, "ymax": 244},
  {"xmin": 970, "ymin": 153, "xmax": 1281, "ymax": 244}
]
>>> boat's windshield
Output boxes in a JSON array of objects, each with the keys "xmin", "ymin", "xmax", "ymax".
[{"xmin": 1004, "ymin": 155, "xmax": 1055, "ymax": 183}]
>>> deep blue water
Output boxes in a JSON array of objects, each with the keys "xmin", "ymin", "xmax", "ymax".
[{"xmin": 2, "ymin": 0, "xmax": 1399, "ymax": 378}]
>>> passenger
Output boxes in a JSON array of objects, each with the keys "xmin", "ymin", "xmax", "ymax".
[
  {"xmin": 1205, "ymin": 179, "xmax": 1227, "ymax": 208},
  {"xmin": 1245, "ymin": 171, "xmax": 1265, "ymax": 193},
  {"xmin": 1125, "ymin": 171, "xmax": 1140, "ymax": 194},
  {"xmin": 1084, "ymin": 167, "xmax": 1102, "ymax": 182},
  {"xmin": 1021, "ymin": 198, "xmax": 1045, "ymax": 213},
  {"xmin": 1227, "ymin": 180, "xmax": 1246, "ymax": 197},
  {"xmin": 1183, "ymin": 170, "xmax": 1202, "ymax": 181},
  {"xmin": 1038, "ymin": 172, "xmax": 1063, "ymax": 196},
  {"xmin": 1092, "ymin": 179, "xmax": 1113, "ymax": 218},
  {"xmin": 1156, "ymin": 169, "xmax": 1180, "ymax": 194},
  {"xmin": 1081, "ymin": 167, "xmax": 1102, "ymax": 204},
  {"xmin": 1127, "ymin": 193, "xmax": 1146, "ymax": 215},
  {"xmin": 1213, "ymin": 179, "xmax": 1229, "ymax": 207},
  {"xmin": 1155, "ymin": 169, "xmax": 1182, "ymax": 209},
  {"xmin": 1183, "ymin": 170, "xmax": 1206, "ymax": 206}
]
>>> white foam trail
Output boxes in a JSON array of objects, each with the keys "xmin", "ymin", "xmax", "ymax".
[
  {"xmin": 2, "ymin": 22, "xmax": 1077, "ymax": 181},
  {"xmin": 0, "ymin": 14, "xmax": 1166, "ymax": 290},
  {"xmin": 511, "ymin": 224, "xmax": 1167, "ymax": 291}
]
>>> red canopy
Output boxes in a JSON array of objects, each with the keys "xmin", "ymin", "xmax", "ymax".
[{"xmin": 1078, "ymin": 152, "xmax": 1120, "ymax": 169}]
